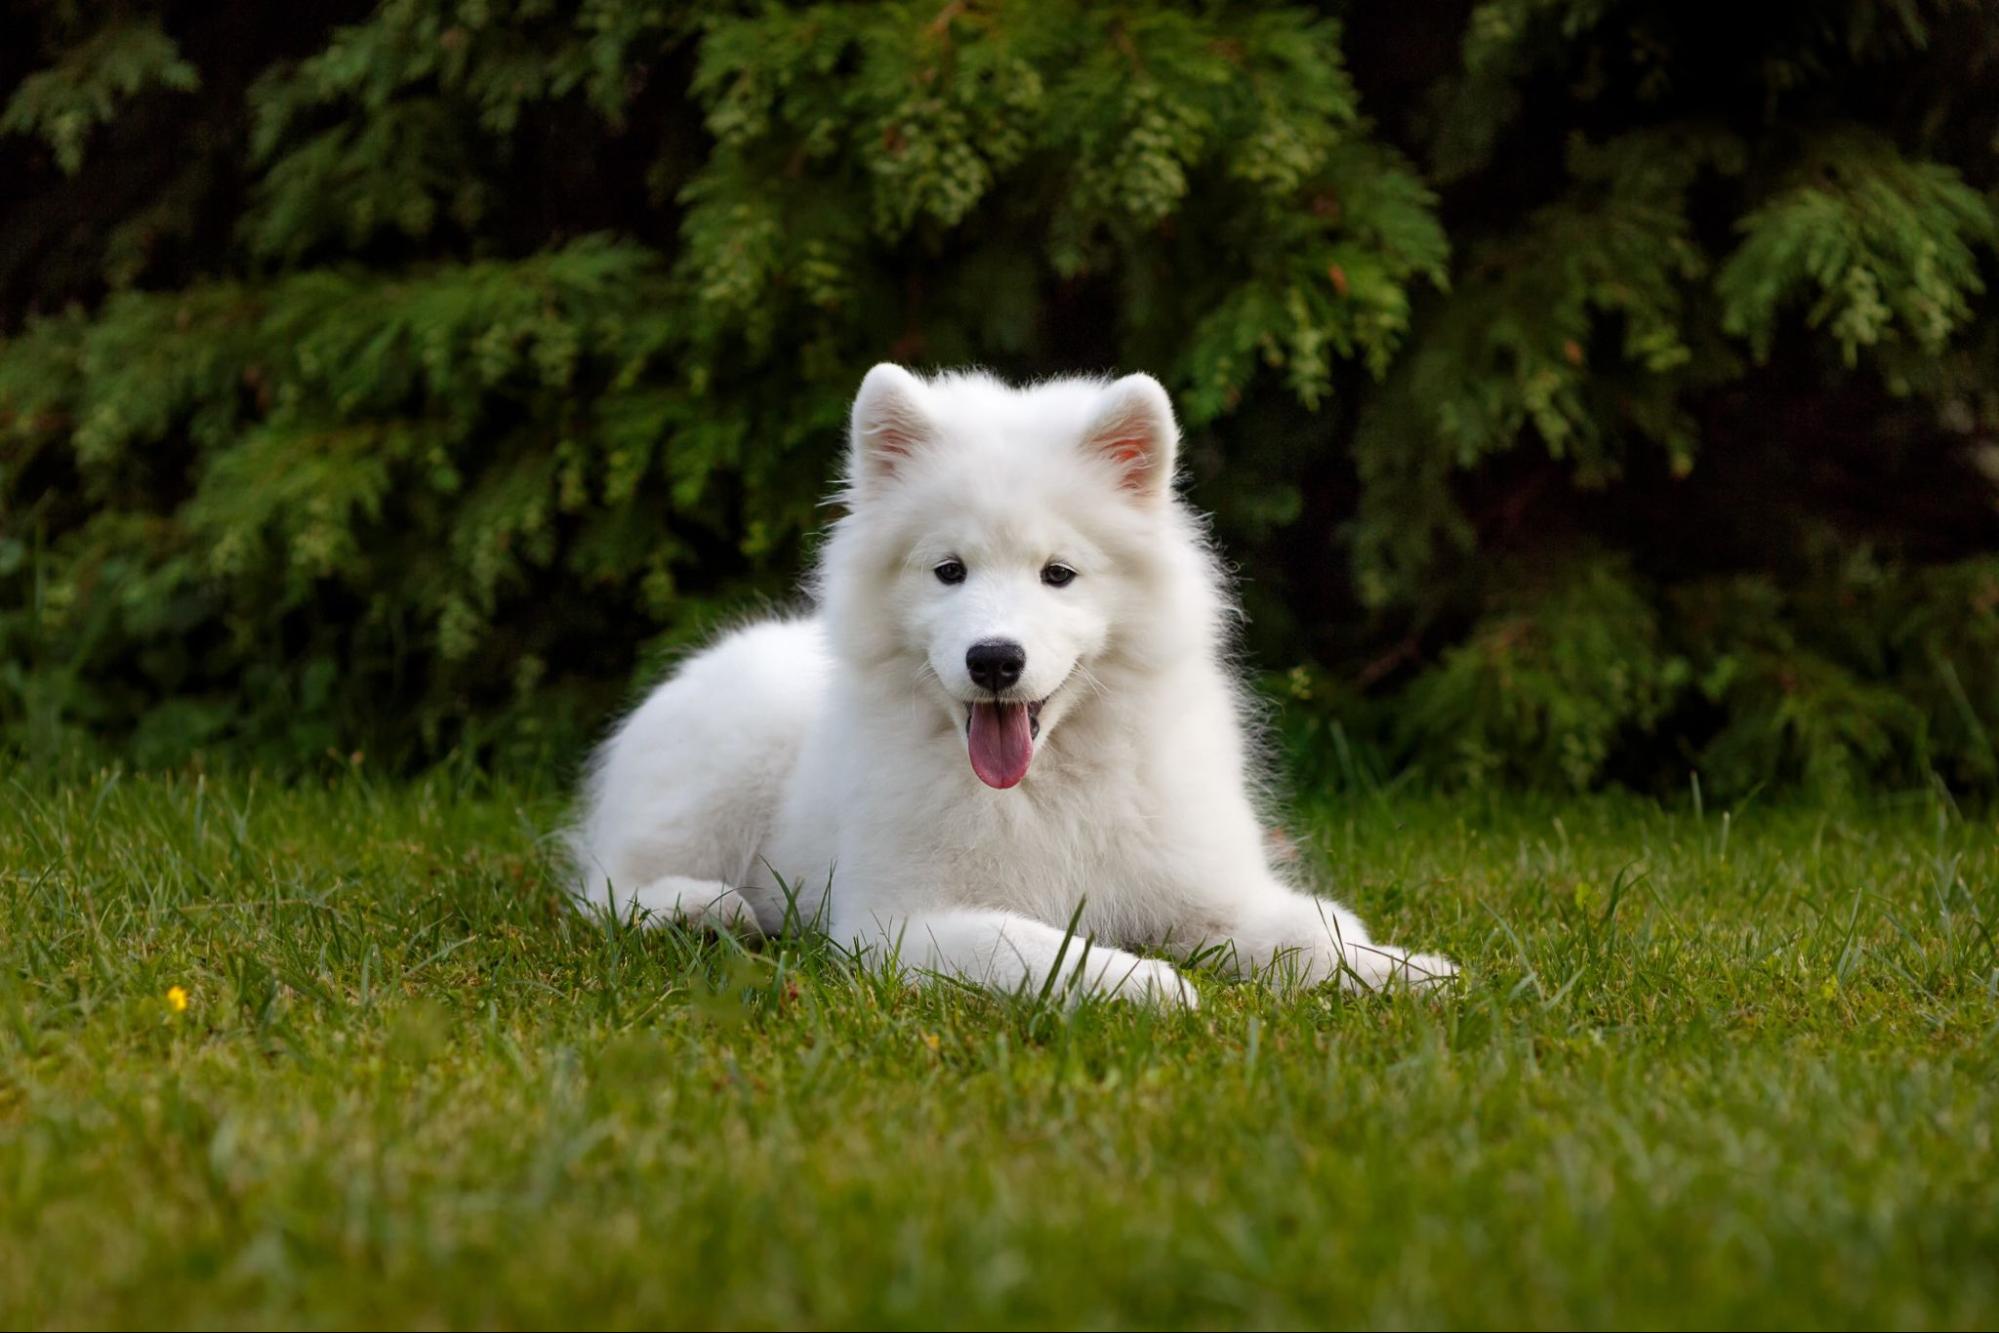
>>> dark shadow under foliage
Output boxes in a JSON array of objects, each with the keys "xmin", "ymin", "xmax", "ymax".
[{"xmin": 2, "ymin": 1, "xmax": 1995, "ymax": 794}]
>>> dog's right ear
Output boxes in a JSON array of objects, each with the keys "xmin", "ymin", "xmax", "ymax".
[{"xmin": 848, "ymin": 363, "xmax": 932, "ymax": 496}]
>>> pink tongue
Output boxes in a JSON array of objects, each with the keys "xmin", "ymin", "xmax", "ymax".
[{"xmin": 967, "ymin": 702, "xmax": 1034, "ymax": 789}]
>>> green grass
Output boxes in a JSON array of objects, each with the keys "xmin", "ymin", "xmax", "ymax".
[{"xmin": 3, "ymin": 770, "xmax": 1997, "ymax": 1330}]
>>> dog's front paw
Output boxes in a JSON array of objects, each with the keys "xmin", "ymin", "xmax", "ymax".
[
  {"xmin": 1342, "ymin": 943, "xmax": 1458, "ymax": 992},
  {"xmin": 1099, "ymin": 956, "xmax": 1200, "ymax": 1010}
]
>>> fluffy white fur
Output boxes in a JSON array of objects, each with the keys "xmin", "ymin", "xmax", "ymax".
[{"xmin": 569, "ymin": 365, "xmax": 1454, "ymax": 1007}]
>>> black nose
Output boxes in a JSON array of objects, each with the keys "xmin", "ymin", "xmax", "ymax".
[{"xmin": 966, "ymin": 639, "xmax": 1026, "ymax": 693}]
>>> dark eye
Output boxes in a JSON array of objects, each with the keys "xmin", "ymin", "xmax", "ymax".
[
  {"xmin": 1041, "ymin": 563, "xmax": 1076, "ymax": 588},
  {"xmin": 935, "ymin": 559, "xmax": 967, "ymax": 585}
]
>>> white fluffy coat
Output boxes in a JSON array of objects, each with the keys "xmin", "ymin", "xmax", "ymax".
[{"xmin": 569, "ymin": 366, "xmax": 1452, "ymax": 1006}]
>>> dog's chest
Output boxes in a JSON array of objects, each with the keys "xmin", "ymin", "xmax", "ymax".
[{"xmin": 909, "ymin": 764, "xmax": 1168, "ymax": 923}]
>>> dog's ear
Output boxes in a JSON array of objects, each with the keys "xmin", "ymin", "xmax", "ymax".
[
  {"xmin": 849, "ymin": 363, "xmax": 932, "ymax": 496},
  {"xmin": 1082, "ymin": 374, "xmax": 1179, "ymax": 502}
]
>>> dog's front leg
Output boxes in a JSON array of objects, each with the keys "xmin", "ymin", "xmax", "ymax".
[
  {"xmin": 852, "ymin": 908, "xmax": 1198, "ymax": 1008},
  {"xmin": 1206, "ymin": 888, "xmax": 1457, "ymax": 993}
]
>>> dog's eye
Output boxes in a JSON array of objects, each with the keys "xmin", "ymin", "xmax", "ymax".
[
  {"xmin": 1041, "ymin": 563, "xmax": 1076, "ymax": 588},
  {"xmin": 934, "ymin": 559, "xmax": 967, "ymax": 586}
]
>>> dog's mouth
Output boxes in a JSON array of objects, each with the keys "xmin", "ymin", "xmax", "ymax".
[{"xmin": 963, "ymin": 698, "xmax": 1046, "ymax": 790}]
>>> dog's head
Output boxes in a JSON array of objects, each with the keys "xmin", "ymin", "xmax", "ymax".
[{"xmin": 819, "ymin": 364, "xmax": 1210, "ymax": 789}]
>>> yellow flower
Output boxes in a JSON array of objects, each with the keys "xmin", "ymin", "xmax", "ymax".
[{"xmin": 166, "ymin": 985, "xmax": 189, "ymax": 1014}]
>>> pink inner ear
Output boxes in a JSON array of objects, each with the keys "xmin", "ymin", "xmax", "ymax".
[
  {"xmin": 1100, "ymin": 433, "xmax": 1153, "ymax": 488},
  {"xmin": 866, "ymin": 422, "xmax": 920, "ymax": 475}
]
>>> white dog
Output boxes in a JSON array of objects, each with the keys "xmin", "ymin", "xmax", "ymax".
[{"xmin": 569, "ymin": 365, "xmax": 1454, "ymax": 1006}]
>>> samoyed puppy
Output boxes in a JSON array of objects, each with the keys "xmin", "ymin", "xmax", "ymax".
[{"xmin": 569, "ymin": 365, "xmax": 1454, "ymax": 1007}]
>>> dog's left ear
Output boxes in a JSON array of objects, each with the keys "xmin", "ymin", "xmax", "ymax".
[{"xmin": 1082, "ymin": 374, "xmax": 1179, "ymax": 503}]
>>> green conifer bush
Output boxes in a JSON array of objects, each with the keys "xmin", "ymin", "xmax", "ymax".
[{"xmin": 2, "ymin": 2, "xmax": 1995, "ymax": 791}]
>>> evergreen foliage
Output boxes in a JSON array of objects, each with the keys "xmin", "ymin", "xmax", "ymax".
[{"xmin": 3, "ymin": 1, "xmax": 1996, "ymax": 791}]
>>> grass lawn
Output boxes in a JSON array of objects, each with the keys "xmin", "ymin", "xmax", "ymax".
[{"xmin": 2, "ymin": 770, "xmax": 1996, "ymax": 1329}]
